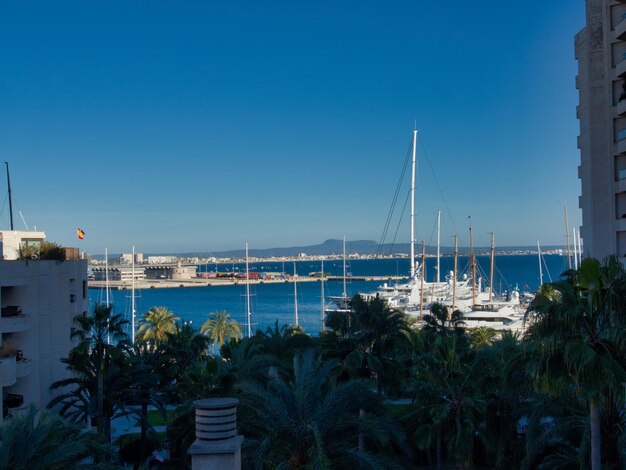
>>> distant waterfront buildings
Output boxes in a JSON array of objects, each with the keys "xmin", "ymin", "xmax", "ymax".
[
  {"xmin": 576, "ymin": 0, "xmax": 626, "ymax": 260},
  {"xmin": 120, "ymin": 252, "xmax": 143, "ymax": 264},
  {"xmin": 0, "ymin": 230, "xmax": 87, "ymax": 419}
]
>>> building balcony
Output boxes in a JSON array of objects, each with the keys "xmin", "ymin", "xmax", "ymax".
[
  {"xmin": 0, "ymin": 314, "xmax": 31, "ymax": 333},
  {"xmin": 615, "ymin": 57, "xmax": 626, "ymax": 79},
  {"xmin": 2, "ymin": 393, "xmax": 23, "ymax": 420},
  {"xmin": 617, "ymin": 217, "xmax": 626, "ymax": 231},
  {"xmin": 617, "ymin": 99, "xmax": 626, "ymax": 117},
  {"xmin": 6, "ymin": 403, "xmax": 28, "ymax": 418},
  {"xmin": 0, "ymin": 356, "xmax": 16, "ymax": 387},
  {"xmin": 617, "ymin": 135, "xmax": 626, "ymax": 155},
  {"xmin": 615, "ymin": 17, "xmax": 626, "ymax": 41},
  {"xmin": 15, "ymin": 358, "xmax": 32, "ymax": 378},
  {"xmin": 3, "ymin": 393, "xmax": 27, "ymax": 419}
]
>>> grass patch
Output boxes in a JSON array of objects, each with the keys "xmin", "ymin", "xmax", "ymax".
[
  {"xmin": 384, "ymin": 403, "xmax": 412, "ymax": 418},
  {"xmin": 145, "ymin": 409, "xmax": 174, "ymax": 426}
]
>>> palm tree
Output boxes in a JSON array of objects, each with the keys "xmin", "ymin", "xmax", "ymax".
[
  {"xmin": 136, "ymin": 306, "xmax": 180, "ymax": 346},
  {"xmin": 200, "ymin": 311, "xmax": 243, "ymax": 348},
  {"xmin": 49, "ymin": 304, "xmax": 129, "ymax": 442},
  {"xmin": 468, "ymin": 326, "xmax": 497, "ymax": 348},
  {"xmin": 406, "ymin": 335, "xmax": 491, "ymax": 469},
  {"xmin": 0, "ymin": 405, "xmax": 117, "ymax": 469},
  {"xmin": 239, "ymin": 350, "xmax": 405, "ymax": 468},
  {"xmin": 160, "ymin": 323, "xmax": 210, "ymax": 384},
  {"xmin": 339, "ymin": 295, "xmax": 411, "ymax": 394},
  {"xmin": 422, "ymin": 302, "xmax": 465, "ymax": 336},
  {"xmin": 524, "ymin": 257, "xmax": 626, "ymax": 470},
  {"xmin": 122, "ymin": 343, "xmax": 167, "ymax": 463},
  {"xmin": 251, "ymin": 320, "xmax": 316, "ymax": 378}
]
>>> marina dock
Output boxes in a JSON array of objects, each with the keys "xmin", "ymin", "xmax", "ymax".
[{"xmin": 88, "ymin": 275, "xmax": 408, "ymax": 290}]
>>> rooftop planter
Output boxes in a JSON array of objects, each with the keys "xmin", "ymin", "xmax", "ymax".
[{"xmin": 17, "ymin": 242, "xmax": 66, "ymax": 261}]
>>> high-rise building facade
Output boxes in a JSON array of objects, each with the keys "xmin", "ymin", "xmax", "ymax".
[
  {"xmin": 576, "ymin": 0, "xmax": 626, "ymax": 260},
  {"xmin": 0, "ymin": 231, "xmax": 88, "ymax": 419}
]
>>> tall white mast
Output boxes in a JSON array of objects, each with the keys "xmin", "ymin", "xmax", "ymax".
[
  {"xmin": 469, "ymin": 221, "xmax": 476, "ymax": 307},
  {"xmin": 577, "ymin": 227, "xmax": 583, "ymax": 264},
  {"xmin": 105, "ymin": 245, "xmax": 110, "ymax": 344},
  {"xmin": 342, "ymin": 235, "xmax": 347, "ymax": 299},
  {"xmin": 436, "ymin": 209, "xmax": 441, "ymax": 283},
  {"xmin": 489, "ymin": 232, "xmax": 495, "ymax": 306},
  {"xmin": 104, "ymin": 246, "xmax": 110, "ymax": 307},
  {"xmin": 537, "ymin": 240, "xmax": 543, "ymax": 287},
  {"xmin": 410, "ymin": 129, "xmax": 417, "ymax": 279},
  {"xmin": 245, "ymin": 242, "xmax": 251, "ymax": 338},
  {"xmin": 320, "ymin": 258, "xmax": 325, "ymax": 331},
  {"xmin": 131, "ymin": 245, "xmax": 135, "ymax": 343},
  {"xmin": 453, "ymin": 235, "xmax": 458, "ymax": 310},
  {"xmin": 575, "ymin": 227, "xmax": 581, "ymax": 265},
  {"xmin": 419, "ymin": 241, "xmax": 425, "ymax": 319},
  {"xmin": 293, "ymin": 261, "xmax": 299, "ymax": 326},
  {"xmin": 564, "ymin": 205, "xmax": 572, "ymax": 270},
  {"xmin": 572, "ymin": 227, "xmax": 579, "ymax": 270}
]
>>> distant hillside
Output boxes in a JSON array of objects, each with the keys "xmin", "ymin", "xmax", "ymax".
[{"xmin": 153, "ymin": 239, "xmax": 567, "ymax": 259}]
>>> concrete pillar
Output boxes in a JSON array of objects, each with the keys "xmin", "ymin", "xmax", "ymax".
[{"xmin": 188, "ymin": 397, "xmax": 243, "ymax": 470}]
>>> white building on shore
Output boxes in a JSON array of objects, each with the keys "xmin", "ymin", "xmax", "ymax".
[{"xmin": 0, "ymin": 230, "xmax": 88, "ymax": 419}]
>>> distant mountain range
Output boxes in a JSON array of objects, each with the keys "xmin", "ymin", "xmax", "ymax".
[{"xmin": 135, "ymin": 239, "xmax": 567, "ymax": 259}]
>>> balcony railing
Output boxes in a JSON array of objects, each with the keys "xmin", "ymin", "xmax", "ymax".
[
  {"xmin": 0, "ymin": 356, "xmax": 16, "ymax": 387},
  {"xmin": 616, "ymin": 55, "xmax": 626, "ymax": 78},
  {"xmin": 1, "ymin": 306, "xmax": 22, "ymax": 317},
  {"xmin": 0, "ymin": 314, "xmax": 31, "ymax": 333},
  {"xmin": 15, "ymin": 358, "xmax": 32, "ymax": 378},
  {"xmin": 3, "ymin": 393, "xmax": 24, "ymax": 419}
]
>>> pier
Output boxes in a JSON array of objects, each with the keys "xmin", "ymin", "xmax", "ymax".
[{"xmin": 88, "ymin": 275, "xmax": 408, "ymax": 290}]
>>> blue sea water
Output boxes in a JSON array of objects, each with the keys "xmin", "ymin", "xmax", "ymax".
[{"xmin": 89, "ymin": 254, "xmax": 568, "ymax": 336}]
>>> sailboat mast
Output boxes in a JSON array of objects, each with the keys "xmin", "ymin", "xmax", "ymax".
[
  {"xmin": 105, "ymin": 246, "xmax": 110, "ymax": 307},
  {"xmin": 320, "ymin": 258, "xmax": 325, "ymax": 331},
  {"xmin": 293, "ymin": 261, "xmax": 299, "ymax": 326},
  {"xmin": 131, "ymin": 245, "xmax": 136, "ymax": 343},
  {"xmin": 453, "ymin": 235, "xmax": 458, "ymax": 310},
  {"xmin": 572, "ymin": 227, "xmax": 579, "ymax": 270},
  {"xmin": 342, "ymin": 235, "xmax": 347, "ymax": 299},
  {"xmin": 105, "ymin": 245, "xmax": 110, "ymax": 345},
  {"xmin": 577, "ymin": 227, "xmax": 583, "ymax": 264},
  {"xmin": 564, "ymin": 205, "xmax": 572, "ymax": 270},
  {"xmin": 410, "ymin": 130, "xmax": 417, "ymax": 279},
  {"xmin": 489, "ymin": 232, "xmax": 495, "ymax": 306},
  {"xmin": 437, "ymin": 209, "xmax": 441, "ymax": 283},
  {"xmin": 470, "ymin": 221, "xmax": 476, "ymax": 306},
  {"xmin": 245, "ymin": 242, "xmax": 251, "ymax": 338},
  {"xmin": 419, "ymin": 240, "xmax": 425, "ymax": 319},
  {"xmin": 537, "ymin": 240, "xmax": 543, "ymax": 287},
  {"xmin": 5, "ymin": 162, "xmax": 14, "ymax": 230}
]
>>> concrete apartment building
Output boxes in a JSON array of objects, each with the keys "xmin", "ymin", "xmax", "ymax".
[
  {"xmin": 576, "ymin": 0, "xmax": 626, "ymax": 260},
  {"xmin": 0, "ymin": 230, "xmax": 88, "ymax": 419}
]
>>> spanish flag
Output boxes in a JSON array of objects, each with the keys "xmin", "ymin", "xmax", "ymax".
[{"xmin": 77, "ymin": 228, "xmax": 85, "ymax": 240}]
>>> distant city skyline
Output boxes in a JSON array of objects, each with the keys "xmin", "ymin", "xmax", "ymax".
[{"xmin": 1, "ymin": 1, "xmax": 584, "ymax": 254}]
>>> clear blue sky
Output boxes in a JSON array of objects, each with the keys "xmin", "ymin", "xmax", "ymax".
[{"xmin": 0, "ymin": 1, "xmax": 584, "ymax": 254}]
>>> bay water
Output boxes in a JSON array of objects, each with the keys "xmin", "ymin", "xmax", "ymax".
[{"xmin": 89, "ymin": 254, "xmax": 568, "ymax": 336}]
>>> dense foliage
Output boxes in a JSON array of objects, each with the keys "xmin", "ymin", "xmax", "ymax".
[
  {"xmin": 4, "ymin": 256, "xmax": 621, "ymax": 469},
  {"xmin": 17, "ymin": 241, "xmax": 66, "ymax": 260}
]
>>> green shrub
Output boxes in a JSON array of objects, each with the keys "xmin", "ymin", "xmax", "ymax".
[{"xmin": 18, "ymin": 241, "xmax": 66, "ymax": 261}]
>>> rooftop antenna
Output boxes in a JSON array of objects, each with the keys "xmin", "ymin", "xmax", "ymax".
[{"xmin": 5, "ymin": 162, "xmax": 14, "ymax": 230}]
